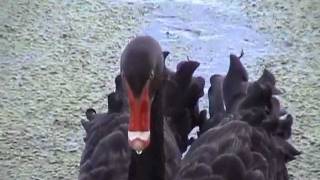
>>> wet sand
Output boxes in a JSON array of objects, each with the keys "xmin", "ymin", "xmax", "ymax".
[{"xmin": 0, "ymin": 0, "xmax": 319, "ymax": 179}]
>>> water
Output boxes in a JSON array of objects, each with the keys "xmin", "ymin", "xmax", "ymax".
[
  {"xmin": 138, "ymin": 0, "xmax": 274, "ymax": 108},
  {"xmin": 141, "ymin": 0, "xmax": 273, "ymax": 73}
]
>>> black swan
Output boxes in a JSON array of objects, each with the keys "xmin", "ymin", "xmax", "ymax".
[
  {"xmin": 199, "ymin": 52, "xmax": 247, "ymax": 134},
  {"xmin": 176, "ymin": 81, "xmax": 300, "ymax": 180},
  {"xmin": 112, "ymin": 50, "xmax": 205, "ymax": 153},
  {"xmin": 255, "ymin": 69, "xmax": 282, "ymax": 95},
  {"xmin": 162, "ymin": 57, "xmax": 206, "ymax": 152},
  {"xmin": 107, "ymin": 74, "xmax": 127, "ymax": 113},
  {"xmin": 200, "ymin": 74, "xmax": 226, "ymax": 134},
  {"xmin": 79, "ymin": 36, "xmax": 182, "ymax": 180},
  {"xmin": 179, "ymin": 52, "xmax": 300, "ymax": 180},
  {"xmin": 223, "ymin": 51, "xmax": 282, "ymax": 113},
  {"xmin": 200, "ymin": 51, "xmax": 284, "ymax": 134},
  {"xmin": 223, "ymin": 51, "xmax": 248, "ymax": 113}
]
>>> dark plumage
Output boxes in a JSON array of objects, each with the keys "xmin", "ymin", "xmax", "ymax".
[
  {"xmin": 276, "ymin": 114, "xmax": 293, "ymax": 140},
  {"xmin": 223, "ymin": 51, "xmax": 248, "ymax": 113},
  {"xmin": 163, "ymin": 51, "xmax": 170, "ymax": 60},
  {"xmin": 208, "ymin": 74, "xmax": 225, "ymax": 118},
  {"xmin": 79, "ymin": 112, "xmax": 130, "ymax": 179},
  {"xmin": 80, "ymin": 108, "xmax": 97, "ymax": 137},
  {"xmin": 85, "ymin": 108, "xmax": 96, "ymax": 121},
  {"xmin": 247, "ymin": 69, "xmax": 282, "ymax": 96},
  {"xmin": 199, "ymin": 74, "xmax": 226, "ymax": 134},
  {"xmin": 179, "ymin": 51, "xmax": 299, "ymax": 180},
  {"xmin": 79, "ymin": 36, "xmax": 181, "ymax": 180},
  {"xmin": 257, "ymin": 69, "xmax": 282, "ymax": 95},
  {"xmin": 176, "ymin": 84, "xmax": 300, "ymax": 180},
  {"xmin": 107, "ymin": 74, "xmax": 128, "ymax": 114},
  {"xmin": 163, "ymin": 59, "xmax": 205, "ymax": 152},
  {"xmin": 79, "ymin": 41, "xmax": 300, "ymax": 180},
  {"xmin": 200, "ymin": 51, "xmax": 248, "ymax": 134}
]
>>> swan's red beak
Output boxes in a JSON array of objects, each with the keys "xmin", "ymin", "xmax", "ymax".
[{"xmin": 126, "ymin": 80, "xmax": 151, "ymax": 153}]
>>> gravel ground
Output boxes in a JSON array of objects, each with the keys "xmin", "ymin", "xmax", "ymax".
[
  {"xmin": 0, "ymin": 0, "xmax": 319, "ymax": 179},
  {"xmin": 240, "ymin": 0, "xmax": 320, "ymax": 179},
  {"xmin": 0, "ymin": 0, "xmax": 148, "ymax": 179}
]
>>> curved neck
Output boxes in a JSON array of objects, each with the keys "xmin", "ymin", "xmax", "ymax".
[{"xmin": 128, "ymin": 89, "xmax": 165, "ymax": 180}]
